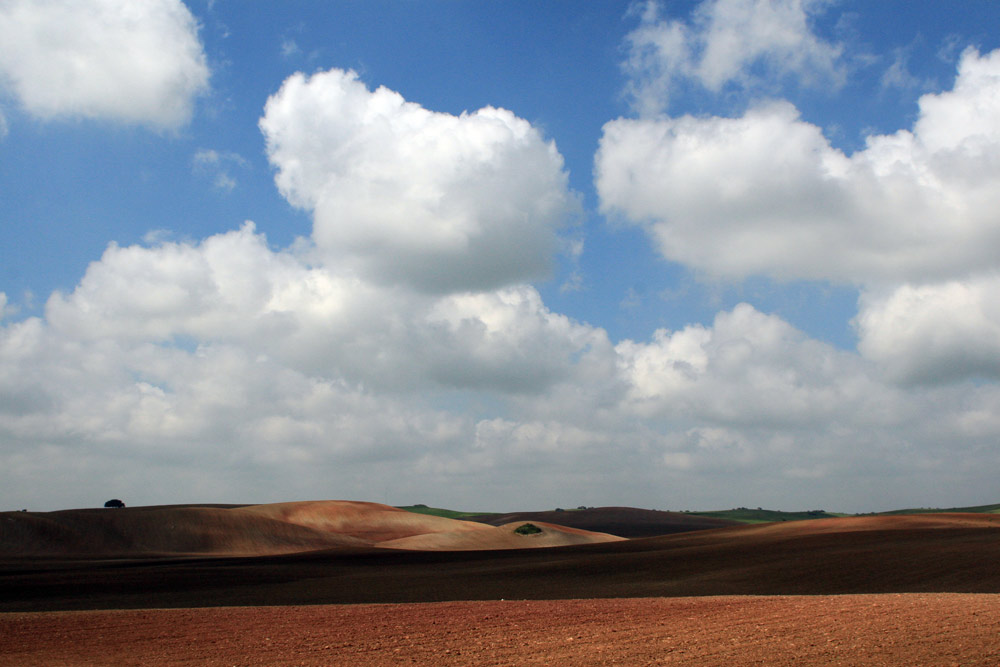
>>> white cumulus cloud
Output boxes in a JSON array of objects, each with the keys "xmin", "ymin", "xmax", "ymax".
[
  {"xmin": 624, "ymin": 0, "xmax": 843, "ymax": 115},
  {"xmin": 42, "ymin": 223, "xmax": 607, "ymax": 397},
  {"xmin": 856, "ymin": 276, "xmax": 1000, "ymax": 384},
  {"xmin": 260, "ymin": 69, "xmax": 578, "ymax": 293},
  {"xmin": 5, "ymin": 227, "xmax": 1000, "ymax": 511},
  {"xmin": 599, "ymin": 47, "xmax": 1000, "ymax": 385},
  {"xmin": 0, "ymin": 0, "xmax": 209, "ymax": 128},
  {"xmin": 598, "ymin": 48, "xmax": 1000, "ymax": 286},
  {"xmin": 617, "ymin": 303, "xmax": 879, "ymax": 426}
]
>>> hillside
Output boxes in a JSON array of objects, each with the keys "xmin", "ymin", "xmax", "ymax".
[
  {"xmin": 0, "ymin": 501, "xmax": 620, "ymax": 558},
  {"xmin": 4, "ymin": 512, "xmax": 1000, "ymax": 612}
]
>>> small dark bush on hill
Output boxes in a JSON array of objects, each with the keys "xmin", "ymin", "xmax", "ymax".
[
  {"xmin": 104, "ymin": 499, "xmax": 125, "ymax": 508},
  {"xmin": 514, "ymin": 523, "xmax": 542, "ymax": 535}
]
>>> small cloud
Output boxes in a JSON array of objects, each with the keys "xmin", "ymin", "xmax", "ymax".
[
  {"xmin": 559, "ymin": 271, "xmax": 584, "ymax": 294},
  {"xmin": 567, "ymin": 238, "xmax": 584, "ymax": 259},
  {"xmin": 880, "ymin": 47, "xmax": 932, "ymax": 93},
  {"xmin": 881, "ymin": 51, "xmax": 920, "ymax": 90},
  {"xmin": 143, "ymin": 229, "xmax": 173, "ymax": 245},
  {"xmin": 621, "ymin": 287, "xmax": 642, "ymax": 310},
  {"xmin": 937, "ymin": 34, "xmax": 966, "ymax": 65},
  {"xmin": 559, "ymin": 238, "xmax": 585, "ymax": 293},
  {"xmin": 193, "ymin": 147, "xmax": 220, "ymax": 166},
  {"xmin": 658, "ymin": 281, "xmax": 691, "ymax": 303},
  {"xmin": 192, "ymin": 148, "xmax": 248, "ymax": 192},
  {"xmin": 213, "ymin": 172, "xmax": 237, "ymax": 192},
  {"xmin": 0, "ymin": 107, "xmax": 8, "ymax": 139},
  {"xmin": 281, "ymin": 38, "xmax": 301, "ymax": 59},
  {"xmin": 623, "ymin": 0, "xmax": 844, "ymax": 115}
]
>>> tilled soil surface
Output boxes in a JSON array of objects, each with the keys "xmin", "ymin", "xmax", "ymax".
[{"xmin": 3, "ymin": 594, "xmax": 999, "ymax": 666}]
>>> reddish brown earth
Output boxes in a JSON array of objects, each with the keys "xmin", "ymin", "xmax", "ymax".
[
  {"xmin": 3, "ymin": 594, "xmax": 999, "ymax": 665},
  {"xmin": 3, "ymin": 509, "xmax": 1000, "ymax": 663}
]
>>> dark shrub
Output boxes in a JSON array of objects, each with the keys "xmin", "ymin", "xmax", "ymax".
[{"xmin": 514, "ymin": 523, "xmax": 542, "ymax": 535}]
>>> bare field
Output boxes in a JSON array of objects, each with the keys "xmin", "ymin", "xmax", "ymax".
[
  {"xmin": 3, "ymin": 594, "xmax": 999, "ymax": 665},
  {"xmin": 4, "ymin": 507, "xmax": 1000, "ymax": 664}
]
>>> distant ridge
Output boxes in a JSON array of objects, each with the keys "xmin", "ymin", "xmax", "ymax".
[
  {"xmin": 686, "ymin": 508, "xmax": 844, "ymax": 523},
  {"xmin": 406, "ymin": 502, "xmax": 1000, "ymax": 533},
  {"xmin": 876, "ymin": 503, "xmax": 1000, "ymax": 515},
  {"xmin": 465, "ymin": 506, "xmax": 739, "ymax": 537}
]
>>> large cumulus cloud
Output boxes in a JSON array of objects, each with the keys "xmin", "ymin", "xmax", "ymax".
[
  {"xmin": 598, "ymin": 48, "xmax": 1000, "ymax": 286},
  {"xmin": 41, "ymin": 223, "xmax": 606, "ymax": 396},
  {"xmin": 617, "ymin": 304, "xmax": 877, "ymax": 425},
  {"xmin": 5, "ymin": 227, "xmax": 1000, "ymax": 511},
  {"xmin": 0, "ymin": 0, "xmax": 209, "ymax": 128},
  {"xmin": 599, "ymin": 47, "xmax": 1000, "ymax": 385},
  {"xmin": 260, "ymin": 69, "xmax": 577, "ymax": 293},
  {"xmin": 11, "ymin": 231, "xmax": 1000, "ymax": 512}
]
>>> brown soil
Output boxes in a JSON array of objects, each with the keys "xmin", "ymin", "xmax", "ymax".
[{"xmin": 3, "ymin": 594, "xmax": 998, "ymax": 665}]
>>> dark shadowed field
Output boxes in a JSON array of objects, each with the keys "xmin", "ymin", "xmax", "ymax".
[{"xmin": 466, "ymin": 505, "xmax": 739, "ymax": 537}]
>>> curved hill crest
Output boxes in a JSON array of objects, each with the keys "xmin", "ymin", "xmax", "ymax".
[{"xmin": 0, "ymin": 500, "xmax": 623, "ymax": 557}]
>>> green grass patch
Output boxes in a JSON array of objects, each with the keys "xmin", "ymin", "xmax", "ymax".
[
  {"xmin": 687, "ymin": 508, "xmax": 841, "ymax": 524},
  {"xmin": 396, "ymin": 504, "xmax": 497, "ymax": 520}
]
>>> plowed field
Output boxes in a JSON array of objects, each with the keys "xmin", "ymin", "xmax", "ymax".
[{"xmin": 3, "ymin": 594, "xmax": 998, "ymax": 665}]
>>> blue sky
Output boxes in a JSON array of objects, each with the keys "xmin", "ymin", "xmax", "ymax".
[{"xmin": 2, "ymin": 1, "xmax": 1000, "ymax": 512}]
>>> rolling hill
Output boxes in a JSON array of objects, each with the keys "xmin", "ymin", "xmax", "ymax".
[
  {"xmin": 0, "ymin": 500, "xmax": 621, "ymax": 558},
  {"xmin": 3, "ymin": 511, "xmax": 1000, "ymax": 612}
]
